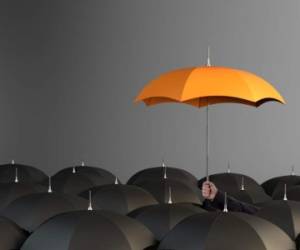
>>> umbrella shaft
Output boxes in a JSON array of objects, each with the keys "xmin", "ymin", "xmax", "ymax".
[{"xmin": 206, "ymin": 105, "xmax": 209, "ymax": 181}]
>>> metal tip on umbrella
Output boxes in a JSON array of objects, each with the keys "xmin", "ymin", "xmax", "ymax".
[
  {"xmin": 87, "ymin": 190, "xmax": 93, "ymax": 211},
  {"xmin": 11, "ymin": 159, "xmax": 15, "ymax": 165},
  {"xmin": 291, "ymin": 165, "xmax": 295, "ymax": 176},
  {"xmin": 223, "ymin": 192, "xmax": 228, "ymax": 213},
  {"xmin": 283, "ymin": 184, "xmax": 288, "ymax": 201},
  {"xmin": 162, "ymin": 160, "xmax": 167, "ymax": 179},
  {"xmin": 206, "ymin": 46, "xmax": 211, "ymax": 67},
  {"xmin": 227, "ymin": 161, "xmax": 231, "ymax": 173},
  {"xmin": 114, "ymin": 176, "xmax": 119, "ymax": 185},
  {"xmin": 167, "ymin": 186, "xmax": 173, "ymax": 204},
  {"xmin": 48, "ymin": 176, "xmax": 53, "ymax": 193},
  {"xmin": 14, "ymin": 167, "xmax": 19, "ymax": 183},
  {"xmin": 240, "ymin": 176, "xmax": 245, "ymax": 191},
  {"xmin": 81, "ymin": 161, "xmax": 85, "ymax": 167},
  {"xmin": 72, "ymin": 167, "xmax": 76, "ymax": 174}
]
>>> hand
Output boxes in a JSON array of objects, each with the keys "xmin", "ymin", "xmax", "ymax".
[{"xmin": 202, "ymin": 181, "xmax": 218, "ymax": 201}]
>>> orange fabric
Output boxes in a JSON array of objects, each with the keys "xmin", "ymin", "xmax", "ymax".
[{"xmin": 135, "ymin": 66, "xmax": 285, "ymax": 107}]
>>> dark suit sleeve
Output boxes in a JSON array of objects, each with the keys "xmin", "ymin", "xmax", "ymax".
[{"xmin": 202, "ymin": 191, "xmax": 259, "ymax": 214}]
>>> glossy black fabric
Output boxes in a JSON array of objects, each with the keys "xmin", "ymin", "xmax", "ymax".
[
  {"xmin": 0, "ymin": 182, "xmax": 46, "ymax": 211},
  {"xmin": 128, "ymin": 166, "xmax": 198, "ymax": 188},
  {"xmin": 0, "ymin": 216, "xmax": 28, "ymax": 250},
  {"xmin": 202, "ymin": 191, "xmax": 260, "ymax": 214},
  {"xmin": 129, "ymin": 203, "xmax": 205, "ymax": 240},
  {"xmin": 21, "ymin": 210, "xmax": 156, "ymax": 250},
  {"xmin": 80, "ymin": 184, "xmax": 158, "ymax": 215},
  {"xmin": 158, "ymin": 212, "xmax": 296, "ymax": 250},
  {"xmin": 0, "ymin": 163, "xmax": 47, "ymax": 184},
  {"xmin": 256, "ymin": 200, "xmax": 300, "ymax": 239},
  {"xmin": 50, "ymin": 166, "xmax": 116, "ymax": 194},
  {"xmin": 1, "ymin": 192, "xmax": 88, "ymax": 232},
  {"xmin": 262, "ymin": 175, "xmax": 300, "ymax": 196}
]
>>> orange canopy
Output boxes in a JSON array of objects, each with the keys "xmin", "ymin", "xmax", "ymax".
[{"xmin": 135, "ymin": 66, "xmax": 285, "ymax": 108}]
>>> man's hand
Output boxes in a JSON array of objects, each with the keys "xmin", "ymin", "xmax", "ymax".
[{"xmin": 202, "ymin": 181, "xmax": 218, "ymax": 201}]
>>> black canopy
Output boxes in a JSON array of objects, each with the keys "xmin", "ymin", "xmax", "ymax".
[
  {"xmin": 0, "ymin": 216, "xmax": 28, "ymax": 250},
  {"xmin": 0, "ymin": 163, "xmax": 47, "ymax": 184},
  {"xmin": 133, "ymin": 179, "xmax": 203, "ymax": 204},
  {"xmin": 261, "ymin": 175, "xmax": 300, "ymax": 196},
  {"xmin": 80, "ymin": 184, "xmax": 158, "ymax": 215},
  {"xmin": 21, "ymin": 210, "xmax": 157, "ymax": 250},
  {"xmin": 50, "ymin": 166, "xmax": 117, "ymax": 194},
  {"xmin": 1, "ymin": 192, "xmax": 88, "ymax": 232},
  {"xmin": 128, "ymin": 166, "xmax": 198, "ymax": 188},
  {"xmin": 256, "ymin": 200, "xmax": 300, "ymax": 240},
  {"xmin": 129, "ymin": 203, "xmax": 206, "ymax": 240},
  {"xmin": 0, "ymin": 182, "xmax": 46, "ymax": 211},
  {"xmin": 158, "ymin": 212, "xmax": 295, "ymax": 250}
]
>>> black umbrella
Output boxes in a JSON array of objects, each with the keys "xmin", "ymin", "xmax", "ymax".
[
  {"xmin": 0, "ymin": 216, "xmax": 28, "ymax": 250},
  {"xmin": 256, "ymin": 200, "xmax": 300, "ymax": 241},
  {"xmin": 262, "ymin": 175, "xmax": 300, "ymax": 196},
  {"xmin": 80, "ymin": 184, "xmax": 158, "ymax": 215},
  {"xmin": 133, "ymin": 179, "xmax": 203, "ymax": 204},
  {"xmin": 128, "ymin": 166, "xmax": 198, "ymax": 188},
  {"xmin": 0, "ymin": 162, "xmax": 48, "ymax": 184},
  {"xmin": 1, "ymin": 192, "xmax": 89, "ymax": 232},
  {"xmin": 0, "ymin": 182, "xmax": 46, "ymax": 211},
  {"xmin": 128, "ymin": 203, "xmax": 206, "ymax": 241},
  {"xmin": 51, "ymin": 166, "xmax": 117, "ymax": 194},
  {"xmin": 158, "ymin": 212, "xmax": 295, "ymax": 250},
  {"xmin": 199, "ymin": 173, "xmax": 271, "ymax": 204},
  {"xmin": 21, "ymin": 210, "xmax": 157, "ymax": 250},
  {"xmin": 272, "ymin": 185, "xmax": 300, "ymax": 201}
]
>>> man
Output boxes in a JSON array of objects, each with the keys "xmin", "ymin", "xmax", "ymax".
[{"xmin": 201, "ymin": 181, "xmax": 259, "ymax": 214}]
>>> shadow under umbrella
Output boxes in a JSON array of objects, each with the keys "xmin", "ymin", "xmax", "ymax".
[
  {"xmin": 21, "ymin": 210, "xmax": 157, "ymax": 250},
  {"xmin": 0, "ymin": 216, "xmax": 28, "ymax": 250},
  {"xmin": 129, "ymin": 202, "xmax": 206, "ymax": 241},
  {"xmin": 158, "ymin": 211, "xmax": 295, "ymax": 250},
  {"xmin": 199, "ymin": 172, "xmax": 271, "ymax": 204},
  {"xmin": 79, "ymin": 184, "xmax": 158, "ymax": 215}
]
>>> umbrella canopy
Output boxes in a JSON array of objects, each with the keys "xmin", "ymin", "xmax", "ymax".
[
  {"xmin": 158, "ymin": 212, "xmax": 295, "ymax": 250},
  {"xmin": 262, "ymin": 175, "xmax": 300, "ymax": 196},
  {"xmin": 136, "ymin": 66, "xmax": 285, "ymax": 107},
  {"xmin": 50, "ymin": 166, "xmax": 117, "ymax": 194},
  {"xmin": 199, "ymin": 173, "xmax": 271, "ymax": 204},
  {"xmin": 79, "ymin": 184, "xmax": 158, "ymax": 215},
  {"xmin": 127, "ymin": 166, "xmax": 198, "ymax": 188},
  {"xmin": 256, "ymin": 200, "xmax": 300, "ymax": 240},
  {"xmin": 0, "ymin": 216, "xmax": 28, "ymax": 250},
  {"xmin": 273, "ymin": 185, "xmax": 300, "ymax": 201},
  {"xmin": 0, "ymin": 163, "xmax": 48, "ymax": 184},
  {"xmin": 128, "ymin": 203, "xmax": 206, "ymax": 241},
  {"xmin": 21, "ymin": 210, "xmax": 157, "ymax": 250},
  {"xmin": 1, "ymin": 192, "xmax": 89, "ymax": 232},
  {"xmin": 133, "ymin": 179, "xmax": 203, "ymax": 204},
  {"xmin": 0, "ymin": 182, "xmax": 46, "ymax": 211}
]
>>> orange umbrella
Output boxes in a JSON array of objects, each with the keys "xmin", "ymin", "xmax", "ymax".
[{"xmin": 135, "ymin": 49, "xmax": 285, "ymax": 179}]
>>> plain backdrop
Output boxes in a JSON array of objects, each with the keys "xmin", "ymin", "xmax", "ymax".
[{"xmin": 0, "ymin": 0, "xmax": 298, "ymax": 183}]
